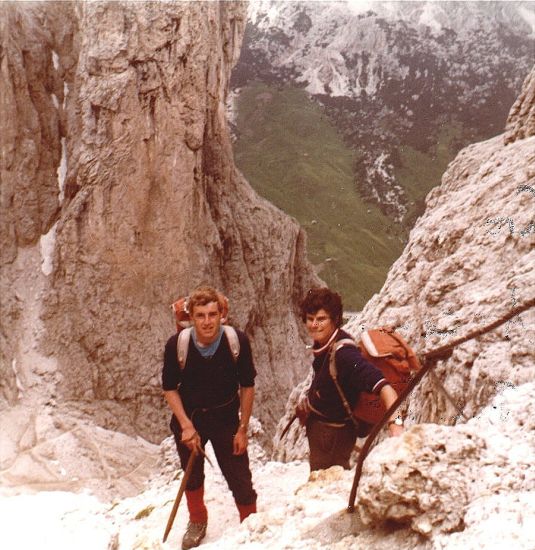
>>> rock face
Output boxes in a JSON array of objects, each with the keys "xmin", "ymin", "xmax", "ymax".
[
  {"xmin": 505, "ymin": 65, "xmax": 535, "ymax": 144},
  {"xmin": 0, "ymin": 2, "xmax": 70, "ymax": 264},
  {"xmin": 359, "ymin": 424, "xmax": 484, "ymax": 535},
  {"xmin": 0, "ymin": 0, "xmax": 319, "ymax": 451}
]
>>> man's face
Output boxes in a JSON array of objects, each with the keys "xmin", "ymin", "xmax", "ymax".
[
  {"xmin": 305, "ymin": 308, "xmax": 336, "ymax": 346},
  {"xmin": 191, "ymin": 301, "xmax": 222, "ymax": 345}
]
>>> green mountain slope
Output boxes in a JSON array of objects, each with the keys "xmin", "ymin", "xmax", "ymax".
[
  {"xmin": 396, "ymin": 120, "xmax": 465, "ymax": 228},
  {"xmin": 232, "ymin": 83, "xmax": 403, "ymax": 309}
]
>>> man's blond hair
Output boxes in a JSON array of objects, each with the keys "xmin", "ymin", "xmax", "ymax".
[{"xmin": 188, "ymin": 286, "xmax": 223, "ymax": 314}]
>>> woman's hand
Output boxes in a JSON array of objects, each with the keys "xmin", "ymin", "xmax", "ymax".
[
  {"xmin": 296, "ymin": 397, "xmax": 311, "ymax": 426},
  {"xmin": 387, "ymin": 423, "xmax": 404, "ymax": 437}
]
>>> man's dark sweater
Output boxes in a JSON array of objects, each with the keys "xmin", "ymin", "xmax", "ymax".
[{"xmin": 162, "ymin": 328, "xmax": 256, "ymax": 418}]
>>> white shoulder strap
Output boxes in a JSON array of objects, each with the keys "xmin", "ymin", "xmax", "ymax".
[
  {"xmin": 178, "ymin": 326, "xmax": 240, "ymax": 369},
  {"xmin": 329, "ymin": 338, "xmax": 357, "ymax": 378},
  {"xmin": 223, "ymin": 325, "xmax": 240, "ymax": 362},
  {"xmin": 177, "ymin": 327, "xmax": 193, "ymax": 370},
  {"xmin": 333, "ymin": 338, "xmax": 357, "ymax": 352}
]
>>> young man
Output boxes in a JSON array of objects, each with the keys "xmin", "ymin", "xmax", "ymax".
[
  {"xmin": 162, "ymin": 286, "xmax": 257, "ymax": 549},
  {"xmin": 299, "ymin": 287, "xmax": 403, "ymax": 471}
]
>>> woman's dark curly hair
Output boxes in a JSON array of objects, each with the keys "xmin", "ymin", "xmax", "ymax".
[{"xmin": 300, "ymin": 287, "xmax": 343, "ymax": 328}]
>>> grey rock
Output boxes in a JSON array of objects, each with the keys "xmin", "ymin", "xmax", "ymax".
[
  {"xmin": 358, "ymin": 423, "xmax": 483, "ymax": 535},
  {"xmin": 358, "ymin": 382, "xmax": 535, "ymax": 541}
]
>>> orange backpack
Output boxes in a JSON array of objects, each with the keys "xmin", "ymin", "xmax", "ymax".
[{"xmin": 329, "ymin": 327, "xmax": 421, "ymax": 427}]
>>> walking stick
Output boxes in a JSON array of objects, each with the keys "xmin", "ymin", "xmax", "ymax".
[
  {"xmin": 347, "ymin": 297, "xmax": 535, "ymax": 513},
  {"xmin": 163, "ymin": 448, "xmax": 198, "ymax": 543}
]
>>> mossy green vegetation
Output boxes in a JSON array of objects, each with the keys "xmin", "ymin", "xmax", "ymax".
[
  {"xmin": 396, "ymin": 120, "xmax": 464, "ymax": 228},
  {"xmin": 233, "ymin": 83, "xmax": 403, "ymax": 309},
  {"xmin": 134, "ymin": 505, "xmax": 154, "ymax": 520}
]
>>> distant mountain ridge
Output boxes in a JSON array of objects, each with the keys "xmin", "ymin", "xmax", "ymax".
[
  {"xmin": 0, "ymin": 1, "xmax": 319, "ymax": 449},
  {"xmin": 232, "ymin": 0, "xmax": 534, "ymax": 221}
]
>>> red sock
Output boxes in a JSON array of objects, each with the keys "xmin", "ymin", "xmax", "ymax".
[
  {"xmin": 185, "ymin": 486, "xmax": 208, "ymax": 523},
  {"xmin": 236, "ymin": 502, "xmax": 257, "ymax": 522}
]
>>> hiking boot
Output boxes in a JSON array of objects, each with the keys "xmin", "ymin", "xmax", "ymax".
[{"xmin": 181, "ymin": 521, "xmax": 207, "ymax": 550}]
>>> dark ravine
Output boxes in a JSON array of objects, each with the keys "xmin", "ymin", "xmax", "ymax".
[{"xmin": 0, "ymin": 1, "xmax": 320, "ymax": 443}]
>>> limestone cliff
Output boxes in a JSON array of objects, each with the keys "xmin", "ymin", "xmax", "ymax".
[
  {"xmin": 0, "ymin": 0, "xmax": 319, "ymax": 449},
  {"xmin": 504, "ymin": 65, "xmax": 535, "ymax": 144}
]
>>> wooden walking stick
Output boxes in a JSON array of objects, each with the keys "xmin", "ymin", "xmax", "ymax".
[
  {"xmin": 163, "ymin": 448, "xmax": 198, "ymax": 543},
  {"xmin": 279, "ymin": 413, "xmax": 298, "ymax": 441}
]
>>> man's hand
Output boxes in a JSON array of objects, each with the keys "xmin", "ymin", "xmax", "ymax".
[
  {"xmin": 235, "ymin": 386, "xmax": 254, "ymax": 455},
  {"xmin": 233, "ymin": 426, "xmax": 248, "ymax": 455},
  {"xmin": 181, "ymin": 425, "xmax": 201, "ymax": 451},
  {"xmin": 164, "ymin": 391, "xmax": 201, "ymax": 451}
]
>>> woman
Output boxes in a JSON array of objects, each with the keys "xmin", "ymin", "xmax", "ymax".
[{"xmin": 299, "ymin": 287, "xmax": 403, "ymax": 471}]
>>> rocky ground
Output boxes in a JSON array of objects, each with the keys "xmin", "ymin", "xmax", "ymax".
[{"xmin": 1, "ymin": 383, "xmax": 533, "ymax": 549}]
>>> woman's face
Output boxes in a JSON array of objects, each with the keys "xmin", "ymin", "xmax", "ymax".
[{"xmin": 305, "ymin": 308, "xmax": 337, "ymax": 345}]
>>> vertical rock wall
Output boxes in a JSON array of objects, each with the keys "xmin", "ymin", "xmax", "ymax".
[
  {"xmin": 504, "ymin": 64, "xmax": 535, "ymax": 144},
  {"xmin": 0, "ymin": 1, "xmax": 319, "ymax": 442},
  {"xmin": 1, "ymin": 1, "xmax": 78, "ymax": 404}
]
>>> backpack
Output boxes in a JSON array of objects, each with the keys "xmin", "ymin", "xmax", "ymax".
[
  {"xmin": 176, "ymin": 325, "xmax": 240, "ymax": 369},
  {"xmin": 329, "ymin": 327, "xmax": 421, "ymax": 428}
]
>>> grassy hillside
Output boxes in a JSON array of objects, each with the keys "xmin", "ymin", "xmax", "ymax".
[
  {"xmin": 396, "ymin": 121, "xmax": 465, "ymax": 228},
  {"xmin": 232, "ymin": 83, "xmax": 403, "ymax": 309}
]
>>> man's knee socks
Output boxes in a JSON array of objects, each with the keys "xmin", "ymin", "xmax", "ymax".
[
  {"xmin": 185, "ymin": 486, "xmax": 208, "ymax": 523},
  {"xmin": 236, "ymin": 501, "xmax": 257, "ymax": 522}
]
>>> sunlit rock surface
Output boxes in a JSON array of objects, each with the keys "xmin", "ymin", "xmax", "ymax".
[
  {"xmin": 0, "ymin": 1, "xmax": 318, "ymax": 454},
  {"xmin": 359, "ymin": 383, "xmax": 535, "ymax": 544},
  {"xmin": 505, "ymin": 65, "xmax": 535, "ymax": 144}
]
